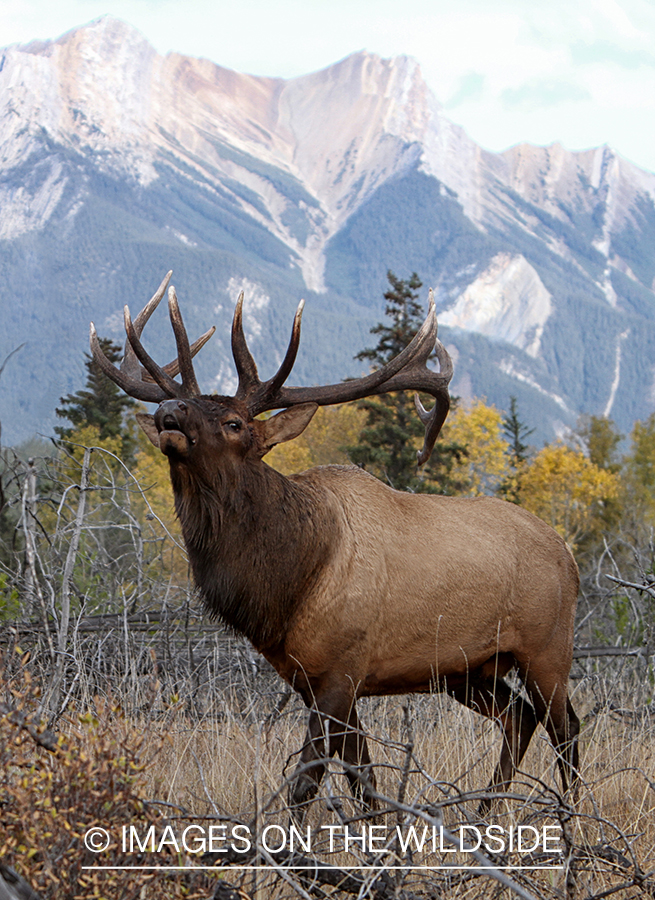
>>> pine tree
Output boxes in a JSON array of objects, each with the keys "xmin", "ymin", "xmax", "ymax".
[
  {"xmin": 347, "ymin": 271, "xmax": 465, "ymax": 492},
  {"xmin": 55, "ymin": 339, "xmax": 137, "ymax": 461},
  {"xmin": 503, "ymin": 397, "xmax": 534, "ymax": 467},
  {"xmin": 501, "ymin": 396, "xmax": 534, "ymax": 503}
]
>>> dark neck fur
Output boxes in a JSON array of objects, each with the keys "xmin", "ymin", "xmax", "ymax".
[{"xmin": 170, "ymin": 459, "xmax": 336, "ymax": 650}]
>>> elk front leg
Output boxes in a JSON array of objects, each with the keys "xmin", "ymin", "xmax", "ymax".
[
  {"xmin": 290, "ymin": 696, "xmax": 376, "ymax": 810},
  {"xmin": 342, "ymin": 705, "xmax": 377, "ymax": 809},
  {"xmin": 290, "ymin": 708, "xmax": 329, "ymax": 808}
]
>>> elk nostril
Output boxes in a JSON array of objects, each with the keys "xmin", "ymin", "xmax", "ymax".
[{"xmin": 162, "ymin": 414, "xmax": 178, "ymax": 430}]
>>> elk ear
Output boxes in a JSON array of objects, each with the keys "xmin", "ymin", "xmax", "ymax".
[
  {"xmin": 136, "ymin": 412, "xmax": 160, "ymax": 448},
  {"xmin": 257, "ymin": 402, "xmax": 318, "ymax": 456}
]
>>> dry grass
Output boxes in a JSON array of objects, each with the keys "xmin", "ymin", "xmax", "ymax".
[
  {"xmin": 144, "ymin": 678, "xmax": 655, "ymax": 900},
  {"xmin": 2, "ymin": 645, "xmax": 654, "ymax": 899}
]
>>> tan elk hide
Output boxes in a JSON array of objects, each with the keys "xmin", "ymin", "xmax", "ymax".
[{"xmin": 91, "ymin": 272, "xmax": 580, "ymax": 811}]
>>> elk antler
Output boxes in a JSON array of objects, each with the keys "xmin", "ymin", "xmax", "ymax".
[
  {"xmin": 91, "ymin": 276, "xmax": 453, "ymax": 466},
  {"xmin": 90, "ymin": 271, "xmax": 216, "ymax": 403},
  {"xmin": 232, "ymin": 291, "xmax": 305, "ymax": 410},
  {"xmin": 233, "ymin": 288, "xmax": 453, "ymax": 466}
]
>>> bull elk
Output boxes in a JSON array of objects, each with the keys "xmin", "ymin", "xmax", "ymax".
[{"xmin": 91, "ymin": 272, "xmax": 580, "ymax": 812}]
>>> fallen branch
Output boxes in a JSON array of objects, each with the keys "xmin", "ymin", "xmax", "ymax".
[
  {"xmin": 0, "ymin": 702, "xmax": 60, "ymax": 752},
  {"xmin": 573, "ymin": 646, "xmax": 644, "ymax": 659},
  {"xmin": 0, "ymin": 864, "xmax": 42, "ymax": 900}
]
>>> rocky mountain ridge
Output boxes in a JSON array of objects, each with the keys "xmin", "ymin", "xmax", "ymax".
[{"xmin": 1, "ymin": 16, "xmax": 655, "ymax": 446}]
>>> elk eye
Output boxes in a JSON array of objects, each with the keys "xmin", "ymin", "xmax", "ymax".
[{"xmin": 226, "ymin": 421, "xmax": 241, "ymax": 432}]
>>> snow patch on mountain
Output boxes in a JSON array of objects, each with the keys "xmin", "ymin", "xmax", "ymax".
[
  {"xmin": 439, "ymin": 254, "xmax": 552, "ymax": 357},
  {"xmin": 224, "ymin": 277, "xmax": 270, "ymax": 339},
  {"xmin": 498, "ymin": 359, "xmax": 570, "ymax": 413},
  {"xmin": 604, "ymin": 329, "xmax": 630, "ymax": 418},
  {"xmin": 0, "ymin": 157, "xmax": 67, "ymax": 239}
]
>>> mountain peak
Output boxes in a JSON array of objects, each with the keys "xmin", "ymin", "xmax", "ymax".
[{"xmin": 54, "ymin": 15, "xmax": 150, "ymax": 47}]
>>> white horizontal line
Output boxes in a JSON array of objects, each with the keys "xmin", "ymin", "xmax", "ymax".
[{"xmin": 82, "ymin": 865, "xmax": 565, "ymax": 872}]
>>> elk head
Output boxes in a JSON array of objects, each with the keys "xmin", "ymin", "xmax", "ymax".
[{"xmin": 90, "ymin": 271, "xmax": 453, "ymax": 468}]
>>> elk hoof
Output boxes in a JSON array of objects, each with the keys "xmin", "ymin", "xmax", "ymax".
[{"xmin": 289, "ymin": 774, "xmax": 318, "ymax": 810}]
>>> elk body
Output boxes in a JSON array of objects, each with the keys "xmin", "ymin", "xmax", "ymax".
[{"xmin": 91, "ymin": 272, "xmax": 580, "ymax": 811}]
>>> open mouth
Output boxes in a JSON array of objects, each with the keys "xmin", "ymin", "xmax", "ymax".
[
  {"xmin": 155, "ymin": 404, "xmax": 192, "ymax": 457},
  {"xmin": 158, "ymin": 428, "xmax": 191, "ymax": 457},
  {"xmin": 157, "ymin": 414, "xmax": 191, "ymax": 457},
  {"xmin": 160, "ymin": 412, "xmax": 180, "ymax": 431}
]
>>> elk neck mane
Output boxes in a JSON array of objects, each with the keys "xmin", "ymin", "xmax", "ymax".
[{"xmin": 169, "ymin": 455, "xmax": 337, "ymax": 650}]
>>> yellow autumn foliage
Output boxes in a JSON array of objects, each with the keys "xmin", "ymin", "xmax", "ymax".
[
  {"xmin": 442, "ymin": 399, "xmax": 511, "ymax": 496},
  {"xmin": 55, "ymin": 423, "xmax": 124, "ymax": 470},
  {"xmin": 266, "ymin": 403, "xmax": 365, "ymax": 475},
  {"xmin": 519, "ymin": 444, "xmax": 618, "ymax": 547},
  {"xmin": 131, "ymin": 429, "xmax": 188, "ymax": 580}
]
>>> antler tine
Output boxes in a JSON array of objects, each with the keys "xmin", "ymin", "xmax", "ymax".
[
  {"xmin": 414, "ymin": 388, "xmax": 450, "ymax": 465},
  {"xmin": 90, "ymin": 322, "xmax": 168, "ymax": 403},
  {"xmin": 160, "ymin": 326, "xmax": 216, "ymax": 380},
  {"xmin": 232, "ymin": 291, "xmax": 260, "ymax": 399},
  {"xmin": 414, "ymin": 329, "xmax": 452, "ymax": 465},
  {"xmin": 256, "ymin": 299, "xmax": 304, "ymax": 406},
  {"xmin": 168, "ymin": 286, "xmax": 201, "ymax": 396},
  {"xmin": 124, "ymin": 305, "xmax": 184, "ymax": 398},
  {"xmin": 232, "ymin": 288, "xmax": 424, "ymax": 418},
  {"xmin": 249, "ymin": 291, "xmax": 439, "ymax": 416},
  {"xmin": 121, "ymin": 271, "xmax": 172, "ymax": 380},
  {"xmin": 90, "ymin": 272, "xmax": 215, "ymax": 400}
]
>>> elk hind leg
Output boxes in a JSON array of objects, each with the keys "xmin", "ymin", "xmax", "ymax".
[
  {"xmin": 523, "ymin": 666, "xmax": 580, "ymax": 801},
  {"xmin": 449, "ymin": 677, "xmax": 538, "ymax": 814},
  {"xmin": 290, "ymin": 709, "xmax": 329, "ymax": 809}
]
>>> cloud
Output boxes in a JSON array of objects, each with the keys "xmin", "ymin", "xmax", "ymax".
[
  {"xmin": 444, "ymin": 72, "xmax": 485, "ymax": 109},
  {"xmin": 570, "ymin": 39, "xmax": 655, "ymax": 69},
  {"xmin": 501, "ymin": 78, "xmax": 592, "ymax": 111}
]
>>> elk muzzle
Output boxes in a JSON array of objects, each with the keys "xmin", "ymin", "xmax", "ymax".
[{"xmin": 155, "ymin": 399, "xmax": 192, "ymax": 457}]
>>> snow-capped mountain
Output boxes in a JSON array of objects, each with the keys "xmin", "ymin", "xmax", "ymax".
[{"xmin": 2, "ymin": 16, "xmax": 655, "ymax": 445}]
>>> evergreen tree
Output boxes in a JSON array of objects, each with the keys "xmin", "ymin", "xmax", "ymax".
[
  {"xmin": 503, "ymin": 397, "xmax": 534, "ymax": 466},
  {"xmin": 55, "ymin": 339, "xmax": 137, "ymax": 461},
  {"xmin": 347, "ymin": 271, "xmax": 465, "ymax": 492},
  {"xmin": 501, "ymin": 396, "xmax": 533, "ymax": 503}
]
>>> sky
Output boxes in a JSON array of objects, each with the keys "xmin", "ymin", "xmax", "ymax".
[{"xmin": 1, "ymin": 0, "xmax": 655, "ymax": 173}]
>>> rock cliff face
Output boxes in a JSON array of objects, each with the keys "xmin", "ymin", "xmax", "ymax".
[
  {"xmin": 440, "ymin": 254, "xmax": 552, "ymax": 359},
  {"xmin": 1, "ymin": 16, "xmax": 655, "ymax": 444}
]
